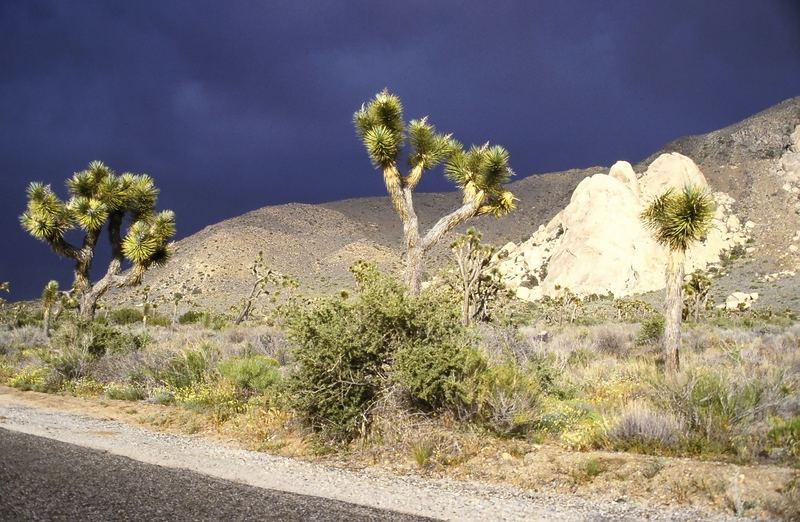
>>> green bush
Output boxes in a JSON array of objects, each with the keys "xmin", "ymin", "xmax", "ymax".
[
  {"xmin": 393, "ymin": 341, "xmax": 484, "ymax": 412},
  {"xmin": 7, "ymin": 366, "xmax": 54, "ymax": 392},
  {"xmin": 768, "ymin": 417, "xmax": 800, "ymax": 460},
  {"xmin": 648, "ymin": 368, "xmax": 785, "ymax": 458},
  {"xmin": 147, "ymin": 313, "xmax": 171, "ymax": 327},
  {"xmin": 109, "ymin": 308, "xmax": 144, "ymax": 325},
  {"xmin": 178, "ymin": 310, "xmax": 204, "ymax": 325},
  {"xmin": 475, "ymin": 362, "xmax": 541, "ymax": 436},
  {"xmin": 158, "ymin": 342, "xmax": 217, "ymax": 389},
  {"xmin": 218, "ymin": 355, "xmax": 280, "ymax": 395},
  {"xmin": 51, "ymin": 320, "xmax": 147, "ymax": 358},
  {"xmin": 285, "ymin": 262, "xmax": 467, "ymax": 441},
  {"xmin": 635, "ymin": 314, "xmax": 664, "ymax": 346}
]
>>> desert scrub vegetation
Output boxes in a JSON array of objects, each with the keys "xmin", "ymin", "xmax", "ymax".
[{"xmin": 0, "ymin": 269, "xmax": 798, "ymax": 469}]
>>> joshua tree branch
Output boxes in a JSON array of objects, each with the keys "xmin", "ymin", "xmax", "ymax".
[{"xmin": 421, "ymin": 198, "xmax": 481, "ymax": 252}]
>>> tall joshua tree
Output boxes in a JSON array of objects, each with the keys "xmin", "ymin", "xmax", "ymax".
[
  {"xmin": 41, "ymin": 280, "xmax": 60, "ymax": 336},
  {"xmin": 641, "ymin": 185, "xmax": 714, "ymax": 372},
  {"xmin": 354, "ymin": 90, "xmax": 516, "ymax": 294},
  {"xmin": 21, "ymin": 161, "xmax": 175, "ymax": 320}
]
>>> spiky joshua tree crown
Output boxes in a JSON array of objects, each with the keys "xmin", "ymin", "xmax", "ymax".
[
  {"xmin": 354, "ymin": 89, "xmax": 515, "ymax": 216},
  {"xmin": 20, "ymin": 161, "xmax": 175, "ymax": 318}
]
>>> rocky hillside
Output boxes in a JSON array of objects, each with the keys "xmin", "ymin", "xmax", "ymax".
[
  {"xmin": 496, "ymin": 154, "xmax": 751, "ymax": 301},
  {"xmin": 108, "ymin": 97, "xmax": 800, "ymax": 314}
]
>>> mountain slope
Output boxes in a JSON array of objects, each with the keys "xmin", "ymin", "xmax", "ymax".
[{"xmin": 108, "ymin": 97, "xmax": 800, "ymax": 314}]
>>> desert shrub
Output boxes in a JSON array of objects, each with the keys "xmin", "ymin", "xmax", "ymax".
[
  {"xmin": 613, "ymin": 298, "xmax": 657, "ymax": 322},
  {"xmin": 36, "ymin": 321, "xmax": 148, "ymax": 381},
  {"xmin": 767, "ymin": 416, "xmax": 800, "ymax": 460},
  {"xmin": 592, "ymin": 324, "xmax": 632, "ymax": 356},
  {"xmin": 635, "ymin": 314, "xmax": 664, "ymax": 346},
  {"xmin": 202, "ymin": 312, "xmax": 228, "ymax": 330},
  {"xmin": 51, "ymin": 320, "xmax": 147, "ymax": 357},
  {"xmin": 38, "ymin": 342, "xmax": 94, "ymax": 381},
  {"xmin": 7, "ymin": 366, "xmax": 56, "ymax": 392},
  {"xmin": 218, "ymin": 355, "xmax": 280, "ymax": 395},
  {"xmin": 475, "ymin": 362, "xmax": 541, "ymax": 436},
  {"xmin": 608, "ymin": 401, "xmax": 682, "ymax": 452},
  {"xmin": 109, "ymin": 307, "xmax": 144, "ymax": 325},
  {"xmin": 172, "ymin": 379, "xmax": 247, "ymax": 423},
  {"xmin": 104, "ymin": 382, "xmax": 146, "ymax": 401},
  {"xmin": 178, "ymin": 310, "xmax": 204, "ymax": 325},
  {"xmin": 147, "ymin": 313, "xmax": 171, "ymax": 327},
  {"xmin": 0, "ymin": 326, "xmax": 48, "ymax": 359},
  {"xmin": 285, "ymin": 262, "xmax": 466, "ymax": 441},
  {"xmin": 62, "ymin": 377, "xmax": 105, "ymax": 397},
  {"xmin": 395, "ymin": 341, "xmax": 485, "ymax": 414},
  {"xmin": 566, "ymin": 347, "xmax": 592, "ymax": 367},
  {"xmin": 648, "ymin": 367, "xmax": 786, "ymax": 457},
  {"xmin": 158, "ymin": 342, "xmax": 218, "ymax": 389}
]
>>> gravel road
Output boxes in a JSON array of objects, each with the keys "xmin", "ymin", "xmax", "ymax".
[{"xmin": 0, "ymin": 394, "xmax": 743, "ymax": 521}]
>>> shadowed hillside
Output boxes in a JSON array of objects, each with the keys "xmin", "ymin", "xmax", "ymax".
[{"xmin": 108, "ymin": 97, "xmax": 800, "ymax": 313}]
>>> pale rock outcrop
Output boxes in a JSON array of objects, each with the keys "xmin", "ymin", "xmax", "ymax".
[
  {"xmin": 639, "ymin": 152, "xmax": 708, "ymax": 199},
  {"xmin": 724, "ymin": 292, "xmax": 759, "ymax": 311},
  {"xmin": 497, "ymin": 153, "xmax": 750, "ymax": 301},
  {"xmin": 608, "ymin": 161, "xmax": 640, "ymax": 196}
]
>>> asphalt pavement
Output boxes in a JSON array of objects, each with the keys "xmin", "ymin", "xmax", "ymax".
[{"xmin": 0, "ymin": 428, "xmax": 435, "ymax": 521}]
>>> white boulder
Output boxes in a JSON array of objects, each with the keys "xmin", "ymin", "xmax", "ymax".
[
  {"xmin": 724, "ymin": 292, "xmax": 759, "ymax": 311},
  {"xmin": 497, "ymin": 153, "xmax": 750, "ymax": 301}
]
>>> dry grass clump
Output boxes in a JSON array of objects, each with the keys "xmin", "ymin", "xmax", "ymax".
[
  {"xmin": 608, "ymin": 401, "xmax": 682, "ymax": 451},
  {"xmin": 591, "ymin": 324, "xmax": 634, "ymax": 357}
]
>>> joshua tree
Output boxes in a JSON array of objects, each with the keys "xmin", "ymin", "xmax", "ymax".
[
  {"xmin": 0, "ymin": 281, "xmax": 8, "ymax": 309},
  {"xmin": 683, "ymin": 270, "xmax": 712, "ymax": 322},
  {"xmin": 354, "ymin": 90, "xmax": 516, "ymax": 294},
  {"xmin": 641, "ymin": 185, "xmax": 714, "ymax": 372},
  {"xmin": 234, "ymin": 251, "xmax": 297, "ymax": 325},
  {"xmin": 171, "ymin": 292, "xmax": 184, "ymax": 326},
  {"xmin": 20, "ymin": 161, "xmax": 175, "ymax": 320},
  {"xmin": 41, "ymin": 280, "xmax": 60, "ymax": 336},
  {"xmin": 451, "ymin": 228, "xmax": 504, "ymax": 325}
]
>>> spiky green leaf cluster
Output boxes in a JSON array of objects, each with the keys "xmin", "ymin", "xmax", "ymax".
[
  {"xmin": 41, "ymin": 280, "xmax": 59, "ymax": 305},
  {"xmin": 20, "ymin": 182, "xmax": 75, "ymax": 241},
  {"xmin": 121, "ymin": 210, "xmax": 175, "ymax": 267},
  {"xmin": 21, "ymin": 161, "xmax": 164, "ymax": 242},
  {"xmin": 354, "ymin": 89, "xmax": 405, "ymax": 168},
  {"xmin": 445, "ymin": 145, "xmax": 516, "ymax": 216},
  {"xmin": 641, "ymin": 185, "xmax": 715, "ymax": 252},
  {"xmin": 408, "ymin": 117, "xmax": 459, "ymax": 170}
]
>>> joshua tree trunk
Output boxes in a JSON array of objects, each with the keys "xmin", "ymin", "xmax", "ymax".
[
  {"xmin": 405, "ymin": 246, "xmax": 425, "ymax": 296},
  {"xmin": 663, "ymin": 249, "xmax": 685, "ymax": 373},
  {"xmin": 234, "ymin": 300, "xmax": 253, "ymax": 325},
  {"xmin": 42, "ymin": 307, "xmax": 51, "ymax": 337}
]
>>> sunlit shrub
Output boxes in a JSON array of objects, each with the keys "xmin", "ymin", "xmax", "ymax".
[
  {"xmin": 608, "ymin": 401, "xmax": 682, "ymax": 452},
  {"xmin": 286, "ymin": 262, "xmax": 467, "ymax": 441},
  {"xmin": 8, "ymin": 366, "xmax": 53, "ymax": 392},
  {"xmin": 218, "ymin": 354, "xmax": 280, "ymax": 396},
  {"xmin": 635, "ymin": 314, "xmax": 664, "ymax": 346},
  {"xmin": 158, "ymin": 342, "xmax": 217, "ymax": 389}
]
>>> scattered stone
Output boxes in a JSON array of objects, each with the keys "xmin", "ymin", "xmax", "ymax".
[{"xmin": 724, "ymin": 292, "xmax": 759, "ymax": 311}]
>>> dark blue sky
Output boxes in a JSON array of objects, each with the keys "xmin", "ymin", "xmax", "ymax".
[{"xmin": 1, "ymin": 0, "xmax": 799, "ymax": 299}]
